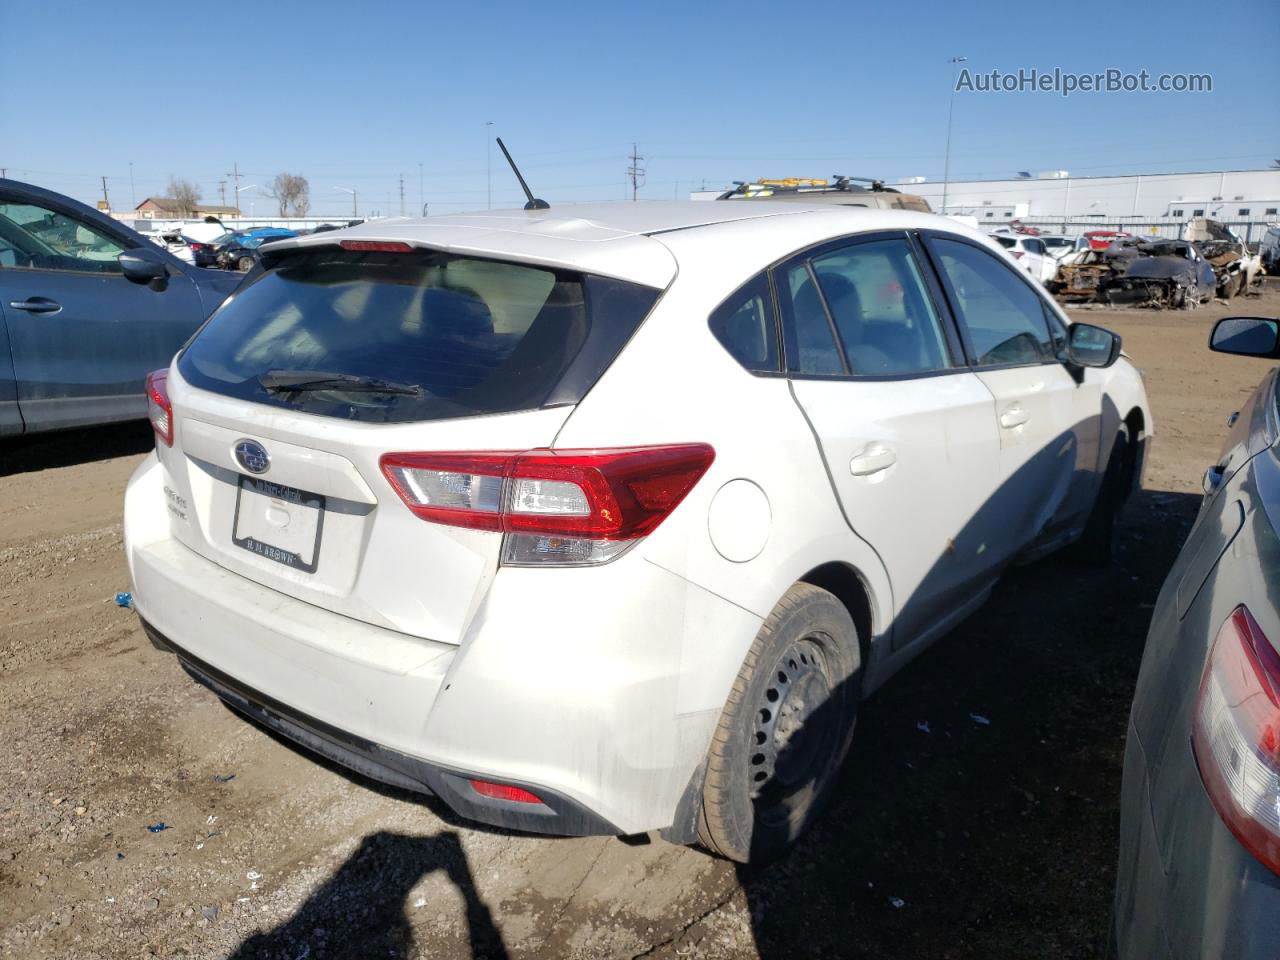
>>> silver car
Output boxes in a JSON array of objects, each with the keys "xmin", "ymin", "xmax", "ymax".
[{"xmin": 1114, "ymin": 315, "xmax": 1280, "ymax": 958}]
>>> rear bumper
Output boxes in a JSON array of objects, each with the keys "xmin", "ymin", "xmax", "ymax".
[
  {"xmin": 142, "ymin": 618, "xmax": 619, "ymax": 836},
  {"xmin": 125, "ymin": 452, "xmax": 762, "ymax": 837}
]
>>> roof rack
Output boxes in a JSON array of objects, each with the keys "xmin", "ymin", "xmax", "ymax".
[{"xmin": 720, "ymin": 175, "xmax": 900, "ymax": 199}]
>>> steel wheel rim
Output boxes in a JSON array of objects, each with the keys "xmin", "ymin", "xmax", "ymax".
[{"xmin": 749, "ymin": 635, "xmax": 840, "ymax": 825}]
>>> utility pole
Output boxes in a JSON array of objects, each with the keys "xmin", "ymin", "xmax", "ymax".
[
  {"xmin": 399, "ymin": 173, "xmax": 405, "ymax": 216},
  {"xmin": 418, "ymin": 162, "xmax": 424, "ymax": 215},
  {"xmin": 227, "ymin": 162, "xmax": 242, "ymax": 214},
  {"xmin": 129, "ymin": 162, "xmax": 136, "ymax": 208},
  {"xmin": 218, "ymin": 180, "xmax": 227, "ymax": 208},
  {"xmin": 1, "ymin": 168, "xmax": 7, "ymax": 178},
  {"xmin": 485, "ymin": 121, "xmax": 494, "ymax": 209},
  {"xmin": 941, "ymin": 55, "xmax": 968, "ymax": 217},
  {"xmin": 100, "ymin": 176, "xmax": 110, "ymax": 211},
  {"xmin": 627, "ymin": 143, "xmax": 645, "ymax": 202}
]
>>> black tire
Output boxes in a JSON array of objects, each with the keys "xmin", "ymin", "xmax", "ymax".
[
  {"xmin": 697, "ymin": 583, "xmax": 861, "ymax": 863},
  {"xmin": 1075, "ymin": 425, "xmax": 1131, "ymax": 566}
]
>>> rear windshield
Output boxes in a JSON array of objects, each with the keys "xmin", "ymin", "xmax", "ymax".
[
  {"xmin": 994, "ymin": 236, "xmax": 1017, "ymax": 249},
  {"xmin": 178, "ymin": 247, "xmax": 659, "ymax": 423}
]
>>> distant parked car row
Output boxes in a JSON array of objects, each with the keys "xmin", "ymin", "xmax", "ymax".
[{"xmin": 145, "ymin": 222, "xmax": 360, "ymax": 273}]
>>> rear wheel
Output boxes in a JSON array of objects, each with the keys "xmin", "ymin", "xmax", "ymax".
[
  {"xmin": 697, "ymin": 583, "xmax": 861, "ymax": 863},
  {"xmin": 236, "ymin": 255, "xmax": 254, "ymax": 272},
  {"xmin": 1075, "ymin": 425, "xmax": 1132, "ymax": 566}
]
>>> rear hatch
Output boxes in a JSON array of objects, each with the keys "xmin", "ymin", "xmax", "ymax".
[{"xmin": 159, "ymin": 242, "xmax": 661, "ymax": 644}]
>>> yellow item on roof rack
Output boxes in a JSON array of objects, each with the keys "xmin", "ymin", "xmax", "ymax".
[{"xmin": 756, "ymin": 178, "xmax": 829, "ymax": 188}]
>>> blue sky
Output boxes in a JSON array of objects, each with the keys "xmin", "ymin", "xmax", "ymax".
[{"xmin": 2, "ymin": 0, "xmax": 1276, "ymax": 216}]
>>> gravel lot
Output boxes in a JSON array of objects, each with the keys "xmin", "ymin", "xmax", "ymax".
[{"xmin": 2, "ymin": 290, "xmax": 1277, "ymax": 959}]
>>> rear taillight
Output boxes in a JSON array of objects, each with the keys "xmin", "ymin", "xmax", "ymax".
[
  {"xmin": 145, "ymin": 369, "xmax": 173, "ymax": 447},
  {"xmin": 1192, "ymin": 605, "xmax": 1280, "ymax": 875},
  {"xmin": 1011, "ymin": 251, "xmax": 1025, "ymax": 259},
  {"xmin": 380, "ymin": 444, "xmax": 715, "ymax": 565}
]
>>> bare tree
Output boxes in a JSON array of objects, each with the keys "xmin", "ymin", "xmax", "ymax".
[
  {"xmin": 266, "ymin": 172, "xmax": 310, "ymax": 217},
  {"xmin": 292, "ymin": 176, "xmax": 311, "ymax": 217},
  {"xmin": 167, "ymin": 177, "xmax": 202, "ymax": 217}
]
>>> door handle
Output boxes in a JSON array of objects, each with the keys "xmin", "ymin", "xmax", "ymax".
[
  {"xmin": 850, "ymin": 444, "xmax": 897, "ymax": 477},
  {"xmin": 8, "ymin": 297, "xmax": 62, "ymax": 315},
  {"xmin": 999, "ymin": 405, "xmax": 1029, "ymax": 429}
]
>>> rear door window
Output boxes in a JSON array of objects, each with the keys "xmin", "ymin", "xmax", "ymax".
[
  {"xmin": 178, "ymin": 247, "xmax": 659, "ymax": 423},
  {"xmin": 928, "ymin": 237, "xmax": 1055, "ymax": 367},
  {"xmin": 780, "ymin": 263, "xmax": 845, "ymax": 375},
  {"xmin": 809, "ymin": 238, "xmax": 954, "ymax": 376}
]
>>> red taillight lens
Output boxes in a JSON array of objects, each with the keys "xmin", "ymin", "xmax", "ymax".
[
  {"xmin": 189, "ymin": 242, "xmax": 205, "ymax": 252},
  {"xmin": 1011, "ymin": 251, "xmax": 1025, "ymax": 259},
  {"xmin": 468, "ymin": 779, "xmax": 543, "ymax": 804},
  {"xmin": 339, "ymin": 240, "xmax": 413, "ymax": 253},
  {"xmin": 379, "ymin": 444, "xmax": 715, "ymax": 542},
  {"xmin": 1192, "ymin": 605, "xmax": 1280, "ymax": 875},
  {"xmin": 145, "ymin": 369, "xmax": 173, "ymax": 447}
]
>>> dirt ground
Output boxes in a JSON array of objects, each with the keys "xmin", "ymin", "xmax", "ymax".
[{"xmin": 1, "ymin": 289, "xmax": 1277, "ymax": 960}]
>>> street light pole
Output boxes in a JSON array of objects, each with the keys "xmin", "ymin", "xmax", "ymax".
[
  {"xmin": 942, "ymin": 55, "xmax": 968, "ymax": 217},
  {"xmin": 335, "ymin": 187, "xmax": 357, "ymax": 219},
  {"xmin": 486, "ymin": 121, "xmax": 494, "ymax": 209},
  {"xmin": 234, "ymin": 183, "xmax": 259, "ymax": 221}
]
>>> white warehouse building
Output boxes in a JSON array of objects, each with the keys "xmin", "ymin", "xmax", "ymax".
[{"xmin": 900, "ymin": 168, "xmax": 1280, "ymax": 227}]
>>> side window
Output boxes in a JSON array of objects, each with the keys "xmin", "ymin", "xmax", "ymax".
[
  {"xmin": 780, "ymin": 263, "xmax": 844, "ymax": 375},
  {"xmin": 809, "ymin": 238, "xmax": 954, "ymax": 376},
  {"xmin": 0, "ymin": 201, "xmax": 127, "ymax": 273},
  {"xmin": 930, "ymin": 238, "xmax": 1054, "ymax": 367},
  {"xmin": 708, "ymin": 273, "xmax": 779, "ymax": 373}
]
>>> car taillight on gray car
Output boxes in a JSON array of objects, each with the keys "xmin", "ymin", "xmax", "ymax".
[{"xmin": 1192, "ymin": 604, "xmax": 1280, "ymax": 876}]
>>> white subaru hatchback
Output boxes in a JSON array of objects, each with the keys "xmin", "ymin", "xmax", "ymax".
[{"xmin": 124, "ymin": 202, "xmax": 1151, "ymax": 862}]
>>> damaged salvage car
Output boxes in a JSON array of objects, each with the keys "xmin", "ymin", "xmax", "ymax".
[
  {"xmin": 1184, "ymin": 218, "xmax": 1263, "ymax": 300},
  {"xmin": 1100, "ymin": 238, "xmax": 1217, "ymax": 308},
  {"xmin": 124, "ymin": 201, "xmax": 1150, "ymax": 863}
]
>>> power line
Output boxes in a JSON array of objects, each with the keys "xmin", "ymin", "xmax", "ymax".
[{"xmin": 627, "ymin": 143, "xmax": 645, "ymax": 202}]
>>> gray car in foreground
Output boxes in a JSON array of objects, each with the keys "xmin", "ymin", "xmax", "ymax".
[
  {"xmin": 1114, "ymin": 315, "xmax": 1280, "ymax": 958},
  {"xmin": 0, "ymin": 179, "xmax": 242, "ymax": 435}
]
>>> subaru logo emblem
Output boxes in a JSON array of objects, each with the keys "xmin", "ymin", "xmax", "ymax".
[{"xmin": 234, "ymin": 439, "xmax": 270, "ymax": 475}]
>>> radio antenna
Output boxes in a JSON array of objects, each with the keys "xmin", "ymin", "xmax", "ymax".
[{"xmin": 495, "ymin": 138, "xmax": 549, "ymax": 210}]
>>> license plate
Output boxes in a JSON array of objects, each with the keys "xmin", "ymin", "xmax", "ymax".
[{"xmin": 232, "ymin": 476, "xmax": 325, "ymax": 573}]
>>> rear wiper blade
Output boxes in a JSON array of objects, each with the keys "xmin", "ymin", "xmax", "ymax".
[{"xmin": 258, "ymin": 370, "xmax": 422, "ymax": 396}]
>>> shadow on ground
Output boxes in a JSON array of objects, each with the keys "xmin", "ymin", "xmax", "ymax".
[
  {"xmin": 730, "ymin": 488, "xmax": 1200, "ymax": 960},
  {"xmin": 228, "ymin": 830, "xmax": 509, "ymax": 960},
  {"xmin": 0, "ymin": 420, "xmax": 153, "ymax": 477}
]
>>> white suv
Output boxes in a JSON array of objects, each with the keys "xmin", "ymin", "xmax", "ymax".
[
  {"xmin": 124, "ymin": 202, "xmax": 1151, "ymax": 862},
  {"xmin": 991, "ymin": 233, "xmax": 1057, "ymax": 284}
]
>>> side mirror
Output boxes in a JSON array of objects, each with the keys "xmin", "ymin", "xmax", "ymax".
[
  {"xmin": 1067, "ymin": 322, "xmax": 1122, "ymax": 368},
  {"xmin": 118, "ymin": 247, "xmax": 170, "ymax": 290},
  {"xmin": 1209, "ymin": 316, "xmax": 1280, "ymax": 359}
]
